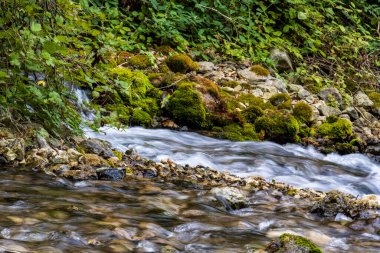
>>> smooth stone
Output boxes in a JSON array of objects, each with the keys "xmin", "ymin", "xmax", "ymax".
[{"xmin": 354, "ymin": 91, "xmax": 374, "ymax": 107}]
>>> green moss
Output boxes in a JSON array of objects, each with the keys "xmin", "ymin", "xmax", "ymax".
[
  {"xmin": 128, "ymin": 54, "xmax": 153, "ymax": 69},
  {"xmin": 130, "ymin": 109, "xmax": 152, "ymax": 127},
  {"xmin": 250, "ymin": 64, "xmax": 270, "ymax": 76},
  {"xmin": 254, "ymin": 110, "xmax": 299, "ymax": 143},
  {"xmin": 131, "ymin": 97, "xmax": 160, "ymax": 116},
  {"xmin": 192, "ymin": 76, "xmax": 221, "ymax": 99},
  {"xmin": 269, "ymin": 93, "xmax": 292, "ymax": 109},
  {"xmin": 335, "ymin": 142, "xmax": 356, "ymax": 154},
  {"xmin": 242, "ymin": 105, "xmax": 264, "ymax": 123},
  {"xmin": 326, "ymin": 115, "xmax": 339, "ymax": 123},
  {"xmin": 318, "ymin": 118, "xmax": 352, "ymax": 140},
  {"xmin": 350, "ymin": 138, "xmax": 362, "ymax": 147},
  {"xmin": 279, "ymin": 233, "xmax": 323, "ymax": 253},
  {"xmin": 165, "ymin": 54, "xmax": 199, "ymax": 73},
  {"xmin": 227, "ymin": 93, "xmax": 273, "ymax": 112},
  {"xmin": 112, "ymin": 150, "xmax": 123, "ymax": 160},
  {"xmin": 223, "ymin": 80, "xmax": 240, "ymax": 88},
  {"xmin": 109, "ymin": 68, "xmax": 153, "ymax": 101},
  {"xmin": 293, "ymin": 101, "xmax": 313, "ymax": 123},
  {"xmin": 368, "ymin": 92, "xmax": 380, "ymax": 108},
  {"xmin": 166, "ymin": 82, "xmax": 206, "ymax": 128},
  {"xmin": 218, "ymin": 123, "xmax": 258, "ymax": 141}
]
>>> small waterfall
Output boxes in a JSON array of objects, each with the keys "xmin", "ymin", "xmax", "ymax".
[{"xmin": 69, "ymin": 84, "xmax": 96, "ymax": 121}]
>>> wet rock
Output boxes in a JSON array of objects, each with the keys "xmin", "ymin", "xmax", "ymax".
[
  {"xmin": 97, "ymin": 167, "xmax": 125, "ymax": 181},
  {"xmin": 366, "ymin": 145, "xmax": 380, "ymax": 156},
  {"xmin": 79, "ymin": 153, "xmax": 108, "ymax": 167},
  {"xmin": 79, "ymin": 138, "xmax": 114, "ymax": 158},
  {"xmin": 354, "ymin": 91, "xmax": 374, "ymax": 107},
  {"xmin": 317, "ymin": 104, "xmax": 341, "ymax": 117},
  {"xmin": 36, "ymin": 135, "xmax": 50, "ymax": 149},
  {"xmin": 310, "ymin": 190, "xmax": 366, "ymax": 218},
  {"xmin": 210, "ymin": 186, "xmax": 249, "ymax": 210},
  {"xmin": 51, "ymin": 150, "xmax": 69, "ymax": 164},
  {"xmin": 318, "ymin": 88, "xmax": 342, "ymax": 107},
  {"xmin": 197, "ymin": 61, "xmax": 216, "ymax": 73},
  {"xmin": 0, "ymin": 127, "xmax": 14, "ymax": 138},
  {"xmin": 61, "ymin": 165, "xmax": 98, "ymax": 180},
  {"xmin": 266, "ymin": 233, "xmax": 322, "ymax": 253},
  {"xmin": 0, "ymin": 138, "xmax": 25, "ymax": 162}
]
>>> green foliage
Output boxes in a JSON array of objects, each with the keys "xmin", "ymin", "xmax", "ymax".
[
  {"xmin": 166, "ymin": 83, "xmax": 206, "ymax": 128},
  {"xmin": 318, "ymin": 118, "xmax": 352, "ymax": 140},
  {"xmin": 250, "ymin": 65, "xmax": 270, "ymax": 76},
  {"xmin": 293, "ymin": 101, "xmax": 313, "ymax": 123},
  {"xmin": 255, "ymin": 111, "xmax": 299, "ymax": 143},
  {"xmin": 279, "ymin": 233, "xmax": 323, "ymax": 253},
  {"xmin": 165, "ymin": 54, "xmax": 199, "ymax": 73}
]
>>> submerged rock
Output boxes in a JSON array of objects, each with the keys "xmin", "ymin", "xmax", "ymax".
[
  {"xmin": 266, "ymin": 233, "xmax": 323, "ymax": 253},
  {"xmin": 210, "ymin": 186, "xmax": 249, "ymax": 210},
  {"xmin": 97, "ymin": 167, "xmax": 125, "ymax": 181}
]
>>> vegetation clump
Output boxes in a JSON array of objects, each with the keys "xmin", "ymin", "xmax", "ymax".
[
  {"xmin": 242, "ymin": 106, "xmax": 264, "ymax": 123},
  {"xmin": 216, "ymin": 123, "xmax": 258, "ymax": 141},
  {"xmin": 130, "ymin": 109, "xmax": 152, "ymax": 127},
  {"xmin": 269, "ymin": 93, "xmax": 292, "ymax": 109},
  {"xmin": 128, "ymin": 54, "xmax": 153, "ymax": 69},
  {"xmin": 165, "ymin": 54, "xmax": 199, "ymax": 73},
  {"xmin": 156, "ymin": 45, "xmax": 175, "ymax": 55},
  {"xmin": 254, "ymin": 110, "xmax": 299, "ymax": 143},
  {"xmin": 250, "ymin": 65, "xmax": 270, "ymax": 76},
  {"xmin": 293, "ymin": 101, "xmax": 313, "ymax": 123},
  {"xmin": 166, "ymin": 83, "xmax": 206, "ymax": 128},
  {"xmin": 269, "ymin": 233, "xmax": 323, "ymax": 253},
  {"xmin": 318, "ymin": 118, "xmax": 352, "ymax": 140}
]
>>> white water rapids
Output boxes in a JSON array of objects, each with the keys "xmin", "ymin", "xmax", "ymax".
[{"xmin": 75, "ymin": 87, "xmax": 380, "ymax": 197}]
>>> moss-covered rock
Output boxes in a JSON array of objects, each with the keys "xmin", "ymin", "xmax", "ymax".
[
  {"xmin": 130, "ymin": 109, "xmax": 152, "ymax": 127},
  {"xmin": 250, "ymin": 64, "xmax": 270, "ymax": 76},
  {"xmin": 109, "ymin": 68, "xmax": 153, "ymax": 101},
  {"xmin": 104, "ymin": 104, "xmax": 131, "ymax": 125},
  {"xmin": 242, "ymin": 105, "xmax": 264, "ymax": 123},
  {"xmin": 227, "ymin": 93, "xmax": 273, "ymax": 112},
  {"xmin": 293, "ymin": 101, "xmax": 313, "ymax": 123},
  {"xmin": 128, "ymin": 54, "xmax": 153, "ymax": 69},
  {"xmin": 335, "ymin": 142, "xmax": 356, "ymax": 154},
  {"xmin": 166, "ymin": 82, "xmax": 206, "ymax": 128},
  {"xmin": 254, "ymin": 110, "xmax": 299, "ymax": 143},
  {"xmin": 165, "ymin": 54, "xmax": 199, "ymax": 73},
  {"xmin": 318, "ymin": 118, "xmax": 352, "ymax": 140},
  {"xmin": 368, "ymin": 92, "xmax": 380, "ymax": 108},
  {"xmin": 267, "ymin": 233, "xmax": 323, "ymax": 253},
  {"xmin": 269, "ymin": 93, "xmax": 292, "ymax": 109},
  {"xmin": 215, "ymin": 123, "xmax": 258, "ymax": 141}
]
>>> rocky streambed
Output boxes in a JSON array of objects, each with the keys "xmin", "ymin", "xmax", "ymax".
[{"xmin": 1, "ymin": 125, "xmax": 380, "ymax": 252}]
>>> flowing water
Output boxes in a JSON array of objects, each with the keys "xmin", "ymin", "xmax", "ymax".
[
  {"xmin": 88, "ymin": 127, "xmax": 380, "ymax": 197},
  {"xmin": 1, "ymin": 168, "xmax": 380, "ymax": 252}
]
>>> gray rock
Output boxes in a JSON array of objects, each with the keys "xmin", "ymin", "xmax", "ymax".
[
  {"xmin": 354, "ymin": 91, "xmax": 374, "ymax": 107},
  {"xmin": 317, "ymin": 104, "xmax": 341, "ymax": 117},
  {"xmin": 203, "ymin": 70, "xmax": 225, "ymax": 82},
  {"xmin": 79, "ymin": 138, "xmax": 114, "ymax": 158},
  {"xmin": 269, "ymin": 49, "xmax": 293, "ymax": 72},
  {"xmin": 318, "ymin": 88, "xmax": 342, "ymax": 107},
  {"xmin": 97, "ymin": 167, "xmax": 125, "ymax": 181},
  {"xmin": 197, "ymin": 61, "xmax": 216, "ymax": 73},
  {"xmin": 339, "ymin": 114, "xmax": 351, "ymax": 120},
  {"xmin": 210, "ymin": 187, "xmax": 248, "ymax": 210},
  {"xmin": 305, "ymin": 95, "xmax": 319, "ymax": 104},
  {"xmin": 237, "ymin": 67, "xmax": 267, "ymax": 81},
  {"xmin": 266, "ymin": 78, "xmax": 287, "ymax": 93},
  {"xmin": 342, "ymin": 107, "xmax": 359, "ymax": 120},
  {"xmin": 366, "ymin": 145, "xmax": 380, "ymax": 156},
  {"xmin": 251, "ymin": 88, "xmax": 264, "ymax": 97}
]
